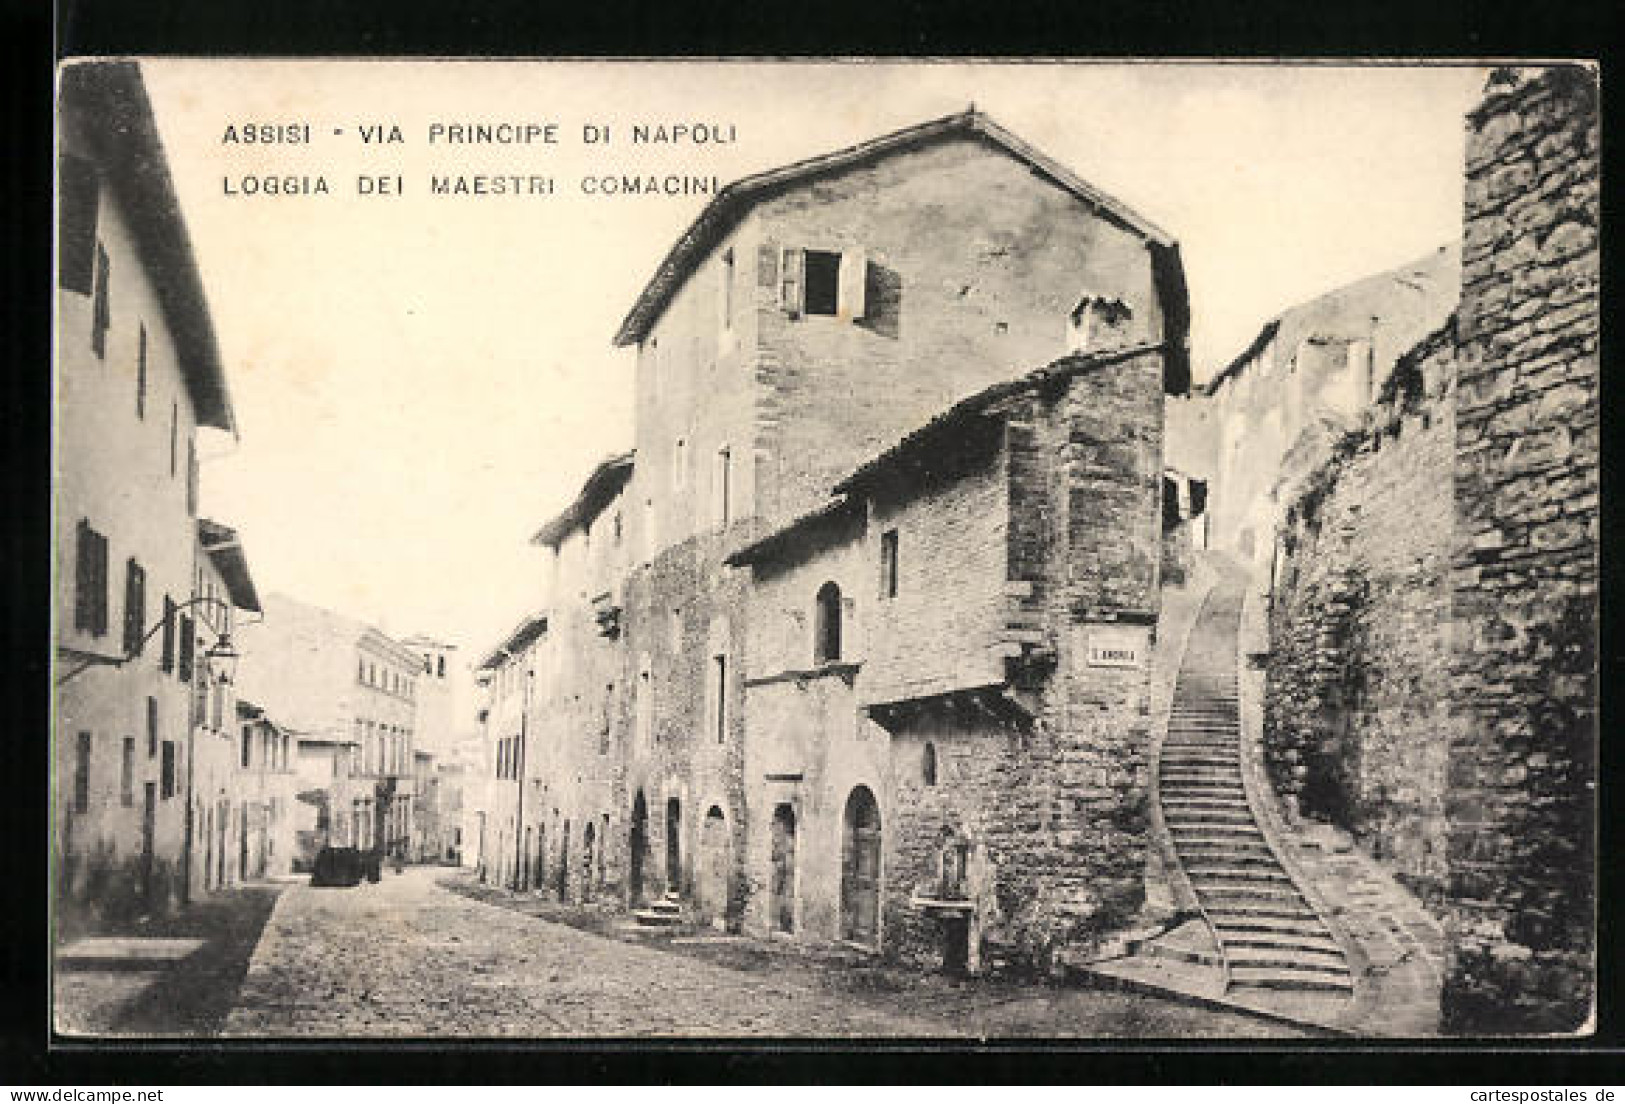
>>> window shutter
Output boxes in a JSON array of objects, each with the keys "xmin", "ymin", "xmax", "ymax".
[
  {"xmin": 58, "ymin": 154, "xmax": 99, "ymax": 294},
  {"xmin": 756, "ymin": 244, "xmax": 779, "ymax": 289},
  {"xmin": 838, "ymin": 249, "xmax": 868, "ymax": 320},
  {"xmin": 123, "ymin": 559, "xmax": 145, "ymax": 656},
  {"xmin": 779, "ymin": 247, "xmax": 805, "ymax": 318},
  {"xmin": 75, "ymin": 520, "xmax": 93, "ymax": 632},
  {"xmin": 178, "ymin": 613, "xmax": 194, "ymax": 683},
  {"xmin": 161, "ymin": 596, "xmax": 176, "ymax": 672}
]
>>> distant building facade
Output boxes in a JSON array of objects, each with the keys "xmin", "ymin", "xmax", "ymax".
[
  {"xmin": 234, "ymin": 593, "xmax": 424, "ymax": 866},
  {"xmin": 1166, "ymin": 243, "xmax": 1461, "ymax": 569},
  {"xmin": 478, "ymin": 110, "xmax": 1190, "ymax": 969}
]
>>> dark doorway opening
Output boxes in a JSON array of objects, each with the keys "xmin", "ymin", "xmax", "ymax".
[
  {"xmin": 770, "ymin": 803, "xmax": 797, "ymax": 934},
  {"xmin": 665, "ymin": 797, "xmax": 682, "ymax": 893},
  {"xmin": 941, "ymin": 915, "xmax": 970, "ymax": 975},
  {"xmin": 629, "ymin": 791, "xmax": 647, "ymax": 906}
]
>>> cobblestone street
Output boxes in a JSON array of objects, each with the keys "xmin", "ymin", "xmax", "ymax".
[{"xmin": 225, "ymin": 867, "xmax": 1303, "ymax": 1038}]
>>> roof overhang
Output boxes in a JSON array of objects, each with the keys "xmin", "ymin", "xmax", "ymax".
[
  {"xmin": 530, "ymin": 451, "xmax": 635, "ymax": 548},
  {"xmin": 198, "ymin": 518, "xmax": 261, "ymax": 613},
  {"xmin": 59, "ymin": 61, "xmax": 236, "ymax": 435},
  {"xmin": 835, "ymin": 342, "xmax": 1167, "ymax": 497},
  {"xmin": 476, "ymin": 613, "xmax": 548, "ymax": 672},
  {"xmin": 612, "ymin": 108, "xmax": 1176, "ymax": 349}
]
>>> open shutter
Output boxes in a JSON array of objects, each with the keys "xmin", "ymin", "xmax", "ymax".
[
  {"xmin": 779, "ymin": 247, "xmax": 804, "ymax": 318},
  {"xmin": 838, "ymin": 248, "xmax": 867, "ymax": 320},
  {"xmin": 58, "ymin": 154, "xmax": 99, "ymax": 294}
]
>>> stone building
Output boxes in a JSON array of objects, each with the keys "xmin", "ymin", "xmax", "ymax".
[
  {"xmin": 483, "ymin": 109, "xmax": 1190, "ymax": 970},
  {"xmin": 185, "ymin": 519, "xmax": 269, "ymax": 897},
  {"xmin": 234, "ymin": 593, "xmax": 425, "ymax": 863},
  {"xmin": 473, "ymin": 612, "xmax": 549, "ymax": 890},
  {"xmin": 1259, "ymin": 65, "xmax": 1597, "ymax": 1033},
  {"xmin": 54, "ymin": 61, "xmax": 250, "ymax": 932}
]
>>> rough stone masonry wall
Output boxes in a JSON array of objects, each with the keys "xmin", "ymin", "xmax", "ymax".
[
  {"xmin": 1264, "ymin": 329, "xmax": 1457, "ymax": 908},
  {"xmin": 1443, "ymin": 66, "xmax": 1599, "ymax": 1035}
]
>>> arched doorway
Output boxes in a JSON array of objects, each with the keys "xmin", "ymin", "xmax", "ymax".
[
  {"xmin": 697, "ymin": 806, "xmax": 729, "ymax": 929},
  {"xmin": 665, "ymin": 797, "xmax": 682, "ymax": 893},
  {"xmin": 841, "ymin": 786, "xmax": 881, "ymax": 946},
  {"xmin": 770, "ymin": 803, "xmax": 797, "ymax": 934},
  {"xmin": 628, "ymin": 791, "xmax": 648, "ymax": 906}
]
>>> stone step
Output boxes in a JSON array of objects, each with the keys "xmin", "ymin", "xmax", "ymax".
[
  {"xmin": 1164, "ymin": 810, "xmax": 1256, "ymax": 826},
  {"xmin": 1180, "ymin": 852, "xmax": 1284, "ymax": 871},
  {"xmin": 1190, "ymin": 872, "xmax": 1295, "ymax": 890},
  {"xmin": 1207, "ymin": 904, "xmax": 1322, "ymax": 925},
  {"xmin": 1160, "ymin": 781, "xmax": 1246, "ymax": 794},
  {"xmin": 1168, "ymin": 822, "xmax": 1264, "ymax": 838},
  {"xmin": 1175, "ymin": 847, "xmax": 1278, "ymax": 865},
  {"xmin": 1163, "ymin": 798, "xmax": 1251, "ymax": 813},
  {"xmin": 632, "ymin": 909, "xmax": 683, "ymax": 928},
  {"xmin": 1224, "ymin": 940, "xmax": 1347, "ymax": 966},
  {"xmin": 1195, "ymin": 885, "xmax": 1308, "ymax": 907},
  {"xmin": 1227, "ymin": 965, "xmax": 1353, "ymax": 993},
  {"xmin": 1215, "ymin": 922, "xmax": 1335, "ymax": 945}
]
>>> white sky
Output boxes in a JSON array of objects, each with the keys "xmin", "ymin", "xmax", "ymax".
[{"xmin": 137, "ymin": 59, "xmax": 1484, "ymax": 657}]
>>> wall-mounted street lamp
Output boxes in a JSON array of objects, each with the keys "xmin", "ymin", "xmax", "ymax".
[{"xmin": 56, "ymin": 594, "xmax": 240, "ymax": 686}]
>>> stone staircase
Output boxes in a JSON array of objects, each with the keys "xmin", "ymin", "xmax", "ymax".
[
  {"xmin": 1161, "ymin": 580, "xmax": 1353, "ymax": 996},
  {"xmin": 631, "ymin": 890, "xmax": 685, "ymax": 929}
]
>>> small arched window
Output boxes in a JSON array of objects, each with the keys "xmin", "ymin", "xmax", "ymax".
[
  {"xmin": 922, "ymin": 742, "xmax": 937, "ymax": 786},
  {"xmin": 814, "ymin": 581, "xmax": 842, "ymax": 664}
]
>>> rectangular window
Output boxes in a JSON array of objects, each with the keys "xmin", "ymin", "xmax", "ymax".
[
  {"xmin": 160, "ymin": 741, "xmax": 176, "ymax": 799},
  {"xmin": 58, "ymin": 154, "xmax": 99, "ymax": 294},
  {"xmin": 74, "ymin": 519, "xmax": 108, "ymax": 637},
  {"xmin": 177, "ymin": 613, "xmax": 194, "ymax": 683},
  {"xmin": 673, "ymin": 437, "xmax": 687, "ymax": 490},
  {"xmin": 599, "ymin": 682, "xmax": 613, "ymax": 756},
  {"xmin": 714, "ymin": 445, "xmax": 732, "ymax": 526},
  {"xmin": 161, "ymin": 596, "xmax": 175, "ymax": 672},
  {"xmin": 73, "ymin": 732, "xmax": 92, "ymax": 814},
  {"xmin": 803, "ymin": 249, "xmax": 840, "ymax": 316},
  {"xmin": 146, "ymin": 696, "xmax": 158, "ymax": 757},
  {"xmin": 91, "ymin": 244, "xmax": 110, "ymax": 357},
  {"xmin": 242, "ymin": 726, "xmax": 252, "ymax": 769},
  {"xmin": 712, "ymin": 654, "xmax": 728, "ymax": 744},
  {"xmin": 136, "ymin": 324, "xmax": 147, "ymax": 419},
  {"xmin": 880, "ymin": 528, "xmax": 899, "ymax": 599},
  {"xmin": 122, "ymin": 558, "xmax": 145, "ymax": 657},
  {"xmin": 120, "ymin": 737, "xmax": 135, "ymax": 807}
]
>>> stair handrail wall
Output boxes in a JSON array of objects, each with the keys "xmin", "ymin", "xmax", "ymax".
[{"xmin": 1228, "ymin": 554, "xmax": 1369, "ymax": 1012}]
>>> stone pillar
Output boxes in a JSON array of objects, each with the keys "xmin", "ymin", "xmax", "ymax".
[{"xmin": 1445, "ymin": 65, "xmax": 1598, "ymax": 1034}]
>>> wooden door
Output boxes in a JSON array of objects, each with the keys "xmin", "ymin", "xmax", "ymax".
[{"xmin": 841, "ymin": 787, "xmax": 881, "ymax": 945}]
